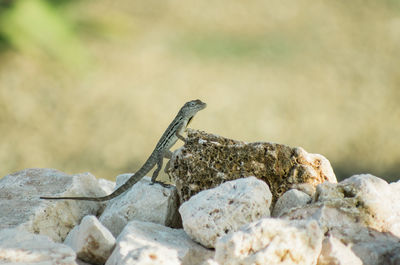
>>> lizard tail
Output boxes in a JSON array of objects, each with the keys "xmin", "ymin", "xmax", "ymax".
[{"xmin": 40, "ymin": 153, "xmax": 158, "ymax": 202}]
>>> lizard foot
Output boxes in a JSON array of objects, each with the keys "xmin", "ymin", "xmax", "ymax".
[{"xmin": 150, "ymin": 180, "xmax": 171, "ymax": 188}]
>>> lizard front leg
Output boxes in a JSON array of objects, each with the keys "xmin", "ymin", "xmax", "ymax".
[
  {"xmin": 164, "ymin": 150, "xmax": 173, "ymax": 159},
  {"xmin": 176, "ymin": 124, "xmax": 187, "ymax": 143}
]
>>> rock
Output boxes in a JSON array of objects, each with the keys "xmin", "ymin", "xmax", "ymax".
[
  {"xmin": 272, "ymin": 189, "xmax": 311, "ymax": 217},
  {"xmin": 114, "ymin": 173, "xmax": 133, "ymax": 188},
  {"xmin": 290, "ymin": 183, "xmax": 316, "ymax": 197},
  {"xmin": 99, "ymin": 176, "xmax": 180, "ymax": 237},
  {"xmin": 168, "ymin": 129, "xmax": 336, "ymax": 204},
  {"xmin": 337, "ymin": 226, "xmax": 400, "ymax": 265},
  {"xmin": 98, "ymin": 178, "xmax": 116, "ymax": 195},
  {"xmin": 202, "ymin": 260, "xmax": 220, "ymax": 265},
  {"xmin": 107, "ymin": 245, "xmax": 180, "ymax": 265},
  {"xmin": 350, "ymin": 227, "xmax": 400, "ymax": 265},
  {"xmin": 0, "ymin": 168, "xmax": 106, "ymax": 242},
  {"xmin": 315, "ymin": 174, "xmax": 400, "ymax": 237},
  {"xmin": 282, "ymin": 174, "xmax": 400, "ymax": 265},
  {"xmin": 213, "ymin": 218, "xmax": 323, "ymax": 265},
  {"xmin": 76, "ymin": 260, "xmax": 93, "ymax": 265},
  {"xmin": 64, "ymin": 215, "xmax": 115, "ymax": 265},
  {"xmin": 179, "ymin": 176, "xmax": 272, "ymax": 248},
  {"xmin": 106, "ymin": 220, "xmax": 213, "ymax": 265},
  {"xmin": 317, "ymin": 235, "xmax": 362, "ymax": 265},
  {"xmin": 0, "ymin": 228, "xmax": 77, "ymax": 265}
]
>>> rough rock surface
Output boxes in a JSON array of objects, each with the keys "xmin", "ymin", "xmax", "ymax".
[
  {"xmin": 213, "ymin": 218, "xmax": 323, "ymax": 265},
  {"xmin": 312, "ymin": 174, "xmax": 400, "ymax": 237},
  {"xmin": 0, "ymin": 168, "xmax": 106, "ymax": 242},
  {"xmin": 98, "ymin": 178, "xmax": 116, "ymax": 195},
  {"xmin": 168, "ymin": 129, "xmax": 336, "ymax": 204},
  {"xmin": 107, "ymin": 245, "xmax": 180, "ymax": 265},
  {"xmin": 0, "ymin": 228, "xmax": 77, "ymax": 265},
  {"xmin": 106, "ymin": 220, "xmax": 213, "ymax": 265},
  {"xmin": 99, "ymin": 176, "xmax": 180, "ymax": 237},
  {"xmin": 179, "ymin": 176, "xmax": 272, "ymax": 248},
  {"xmin": 64, "ymin": 215, "xmax": 115, "ymax": 265},
  {"xmin": 283, "ymin": 174, "xmax": 400, "ymax": 265},
  {"xmin": 317, "ymin": 235, "xmax": 362, "ymax": 265},
  {"xmin": 272, "ymin": 189, "xmax": 311, "ymax": 217}
]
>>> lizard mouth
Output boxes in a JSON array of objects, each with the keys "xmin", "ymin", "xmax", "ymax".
[{"xmin": 199, "ymin": 101, "xmax": 207, "ymax": 109}]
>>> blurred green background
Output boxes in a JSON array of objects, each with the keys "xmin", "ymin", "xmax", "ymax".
[{"xmin": 0, "ymin": 0, "xmax": 399, "ymax": 182}]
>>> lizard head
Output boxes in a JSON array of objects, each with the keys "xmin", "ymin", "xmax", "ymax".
[{"xmin": 180, "ymin": 99, "xmax": 207, "ymax": 117}]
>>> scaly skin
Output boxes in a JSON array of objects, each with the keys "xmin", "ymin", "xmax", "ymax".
[{"xmin": 40, "ymin": 99, "xmax": 206, "ymax": 201}]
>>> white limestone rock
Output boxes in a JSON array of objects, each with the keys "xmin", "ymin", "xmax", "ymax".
[
  {"xmin": 292, "ymin": 147, "xmax": 337, "ymax": 184},
  {"xmin": 282, "ymin": 174, "xmax": 400, "ymax": 265},
  {"xmin": 98, "ymin": 178, "xmax": 116, "ymax": 195},
  {"xmin": 317, "ymin": 235, "xmax": 362, "ymax": 265},
  {"xmin": 64, "ymin": 215, "xmax": 115, "ymax": 265},
  {"xmin": 290, "ymin": 183, "xmax": 317, "ymax": 197},
  {"xmin": 214, "ymin": 218, "xmax": 323, "ymax": 265},
  {"xmin": 106, "ymin": 220, "xmax": 213, "ymax": 265},
  {"xmin": 285, "ymin": 174, "xmax": 400, "ymax": 236},
  {"xmin": 99, "ymin": 176, "xmax": 180, "ymax": 237},
  {"xmin": 0, "ymin": 228, "xmax": 77, "ymax": 265},
  {"xmin": 108, "ymin": 245, "xmax": 180, "ymax": 265},
  {"xmin": 282, "ymin": 201, "xmax": 400, "ymax": 264},
  {"xmin": 202, "ymin": 259, "xmax": 220, "ymax": 265},
  {"xmin": 315, "ymin": 174, "xmax": 400, "ymax": 237},
  {"xmin": 179, "ymin": 176, "xmax": 272, "ymax": 248},
  {"xmin": 114, "ymin": 173, "xmax": 133, "ymax": 188},
  {"xmin": 0, "ymin": 168, "xmax": 107, "ymax": 242},
  {"xmin": 272, "ymin": 189, "xmax": 311, "ymax": 217}
]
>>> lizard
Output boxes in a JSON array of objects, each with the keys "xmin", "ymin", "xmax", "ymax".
[{"xmin": 40, "ymin": 99, "xmax": 206, "ymax": 201}]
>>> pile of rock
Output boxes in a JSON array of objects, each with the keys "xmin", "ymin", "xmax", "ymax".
[{"xmin": 0, "ymin": 130, "xmax": 399, "ymax": 265}]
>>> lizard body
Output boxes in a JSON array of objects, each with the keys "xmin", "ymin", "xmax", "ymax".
[{"xmin": 40, "ymin": 99, "xmax": 206, "ymax": 201}]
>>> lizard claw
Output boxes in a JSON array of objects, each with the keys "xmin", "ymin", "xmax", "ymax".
[{"xmin": 150, "ymin": 180, "xmax": 171, "ymax": 188}]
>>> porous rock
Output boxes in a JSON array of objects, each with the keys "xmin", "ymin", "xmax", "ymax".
[
  {"xmin": 98, "ymin": 178, "xmax": 116, "ymax": 195},
  {"xmin": 108, "ymin": 245, "xmax": 180, "ymax": 265},
  {"xmin": 314, "ymin": 174, "xmax": 400, "ymax": 237},
  {"xmin": 317, "ymin": 235, "xmax": 362, "ymax": 265},
  {"xmin": 179, "ymin": 176, "xmax": 272, "ymax": 248},
  {"xmin": 0, "ymin": 168, "xmax": 106, "ymax": 242},
  {"xmin": 272, "ymin": 188, "xmax": 311, "ymax": 217},
  {"xmin": 64, "ymin": 215, "xmax": 115, "ymax": 265},
  {"xmin": 282, "ymin": 199, "xmax": 400, "ymax": 262},
  {"xmin": 0, "ymin": 228, "xmax": 77, "ymax": 265},
  {"xmin": 213, "ymin": 218, "xmax": 323, "ymax": 265},
  {"xmin": 283, "ymin": 174, "xmax": 400, "ymax": 265},
  {"xmin": 99, "ymin": 175, "xmax": 180, "ymax": 237},
  {"xmin": 168, "ymin": 129, "xmax": 336, "ymax": 204},
  {"xmin": 106, "ymin": 220, "xmax": 213, "ymax": 265},
  {"xmin": 202, "ymin": 259, "xmax": 220, "ymax": 265}
]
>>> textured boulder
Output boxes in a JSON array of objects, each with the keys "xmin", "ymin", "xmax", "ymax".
[
  {"xmin": 98, "ymin": 178, "xmax": 116, "ymax": 195},
  {"xmin": 283, "ymin": 174, "xmax": 400, "ymax": 265},
  {"xmin": 99, "ymin": 175, "xmax": 180, "ymax": 237},
  {"xmin": 317, "ymin": 235, "xmax": 362, "ymax": 265},
  {"xmin": 107, "ymin": 245, "xmax": 180, "ymax": 265},
  {"xmin": 179, "ymin": 176, "xmax": 272, "ymax": 248},
  {"xmin": 213, "ymin": 218, "xmax": 323, "ymax": 265},
  {"xmin": 0, "ymin": 168, "xmax": 106, "ymax": 242},
  {"xmin": 313, "ymin": 174, "xmax": 400, "ymax": 237},
  {"xmin": 64, "ymin": 215, "xmax": 115, "ymax": 265},
  {"xmin": 0, "ymin": 228, "xmax": 77, "ymax": 265},
  {"xmin": 168, "ymin": 129, "xmax": 336, "ymax": 204},
  {"xmin": 106, "ymin": 220, "xmax": 213, "ymax": 265},
  {"xmin": 272, "ymin": 188, "xmax": 311, "ymax": 217}
]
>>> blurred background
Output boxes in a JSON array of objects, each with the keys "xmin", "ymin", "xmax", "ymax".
[{"xmin": 0, "ymin": 0, "xmax": 399, "ymax": 182}]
